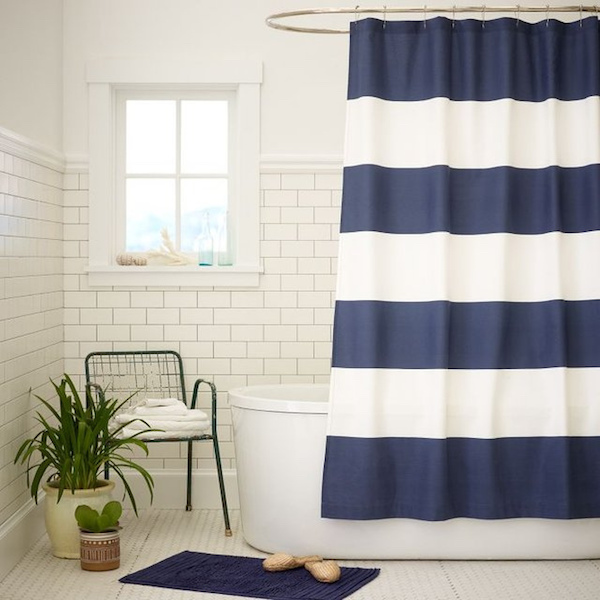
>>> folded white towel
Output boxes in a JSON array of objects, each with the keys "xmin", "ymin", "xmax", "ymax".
[
  {"xmin": 139, "ymin": 397, "xmax": 181, "ymax": 407},
  {"xmin": 114, "ymin": 409, "xmax": 209, "ymax": 424},
  {"xmin": 133, "ymin": 403, "xmax": 188, "ymax": 416},
  {"xmin": 119, "ymin": 426, "xmax": 210, "ymax": 440},
  {"xmin": 118, "ymin": 418, "xmax": 209, "ymax": 431}
]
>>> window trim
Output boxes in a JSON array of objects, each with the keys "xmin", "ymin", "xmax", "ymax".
[{"xmin": 86, "ymin": 59, "xmax": 262, "ymax": 287}]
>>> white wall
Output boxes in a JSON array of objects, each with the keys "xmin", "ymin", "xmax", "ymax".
[
  {"xmin": 0, "ymin": 0, "xmax": 64, "ymax": 557},
  {"xmin": 62, "ymin": 0, "xmax": 351, "ymax": 162},
  {"xmin": 0, "ymin": 0, "xmax": 63, "ymax": 151}
]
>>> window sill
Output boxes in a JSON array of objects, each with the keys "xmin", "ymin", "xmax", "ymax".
[{"xmin": 86, "ymin": 265, "xmax": 261, "ymax": 288}]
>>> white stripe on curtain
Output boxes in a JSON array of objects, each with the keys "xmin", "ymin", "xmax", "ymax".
[
  {"xmin": 336, "ymin": 231, "xmax": 600, "ymax": 302},
  {"xmin": 329, "ymin": 367, "xmax": 600, "ymax": 438},
  {"xmin": 345, "ymin": 96, "xmax": 600, "ymax": 169}
]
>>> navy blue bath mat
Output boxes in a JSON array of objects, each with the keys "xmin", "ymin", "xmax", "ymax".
[{"xmin": 120, "ymin": 551, "xmax": 380, "ymax": 600}]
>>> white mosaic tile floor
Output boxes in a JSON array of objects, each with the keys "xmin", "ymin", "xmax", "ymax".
[{"xmin": 2, "ymin": 509, "xmax": 600, "ymax": 600}]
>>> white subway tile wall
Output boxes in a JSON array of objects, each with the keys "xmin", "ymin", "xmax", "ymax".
[
  {"xmin": 0, "ymin": 163, "xmax": 341, "ymax": 529},
  {"xmin": 61, "ymin": 168, "xmax": 342, "ymax": 474},
  {"xmin": 0, "ymin": 149, "xmax": 64, "ymax": 527}
]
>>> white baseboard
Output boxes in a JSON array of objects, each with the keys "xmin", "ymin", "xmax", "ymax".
[
  {"xmin": 0, "ymin": 497, "xmax": 46, "ymax": 581},
  {"xmin": 110, "ymin": 469, "xmax": 240, "ymax": 512}
]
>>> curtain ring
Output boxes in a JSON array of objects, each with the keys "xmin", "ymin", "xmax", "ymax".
[
  {"xmin": 383, "ymin": 5, "xmax": 387, "ymax": 28},
  {"xmin": 452, "ymin": 4, "xmax": 456, "ymax": 28},
  {"xmin": 355, "ymin": 5, "xmax": 360, "ymax": 23},
  {"xmin": 546, "ymin": 4, "xmax": 550, "ymax": 26},
  {"xmin": 515, "ymin": 4, "xmax": 520, "ymax": 27},
  {"xmin": 423, "ymin": 4, "xmax": 427, "ymax": 28},
  {"xmin": 482, "ymin": 4, "xmax": 486, "ymax": 28}
]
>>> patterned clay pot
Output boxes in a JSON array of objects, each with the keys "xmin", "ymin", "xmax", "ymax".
[
  {"xmin": 42, "ymin": 480, "xmax": 115, "ymax": 559},
  {"xmin": 80, "ymin": 530, "xmax": 120, "ymax": 571}
]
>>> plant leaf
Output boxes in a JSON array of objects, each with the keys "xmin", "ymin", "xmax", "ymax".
[
  {"xmin": 75, "ymin": 504, "xmax": 101, "ymax": 532},
  {"xmin": 101, "ymin": 500, "xmax": 122, "ymax": 523}
]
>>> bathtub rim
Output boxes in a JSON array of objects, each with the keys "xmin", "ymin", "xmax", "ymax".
[{"xmin": 228, "ymin": 383, "xmax": 329, "ymax": 414}]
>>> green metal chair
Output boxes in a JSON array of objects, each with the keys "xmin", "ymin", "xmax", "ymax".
[{"xmin": 84, "ymin": 349, "xmax": 231, "ymax": 535}]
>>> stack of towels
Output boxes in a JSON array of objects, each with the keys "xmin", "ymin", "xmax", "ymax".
[{"xmin": 113, "ymin": 397, "xmax": 211, "ymax": 439}]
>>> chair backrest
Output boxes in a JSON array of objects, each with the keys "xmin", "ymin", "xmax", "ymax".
[{"xmin": 84, "ymin": 350, "xmax": 188, "ymax": 408}]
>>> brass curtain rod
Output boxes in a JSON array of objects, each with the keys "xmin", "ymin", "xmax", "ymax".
[{"xmin": 266, "ymin": 5, "xmax": 600, "ymax": 33}]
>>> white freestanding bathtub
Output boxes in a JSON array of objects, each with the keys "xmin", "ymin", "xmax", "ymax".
[{"xmin": 229, "ymin": 384, "xmax": 600, "ymax": 560}]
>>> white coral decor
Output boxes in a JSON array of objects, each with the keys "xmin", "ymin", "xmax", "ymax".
[{"xmin": 145, "ymin": 228, "xmax": 196, "ymax": 266}]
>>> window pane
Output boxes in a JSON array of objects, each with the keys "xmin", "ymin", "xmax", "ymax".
[
  {"xmin": 180, "ymin": 178, "xmax": 227, "ymax": 252},
  {"xmin": 126, "ymin": 179, "xmax": 176, "ymax": 251},
  {"xmin": 181, "ymin": 101, "xmax": 228, "ymax": 174},
  {"xmin": 126, "ymin": 101, "xmax": 176, "ymax": 173}
]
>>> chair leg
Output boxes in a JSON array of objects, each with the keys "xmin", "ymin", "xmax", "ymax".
[
  {"xmin": 212, "ymin": 435, "xmax": 232, "ymax": 536},
  {"xmin": 186, "ymin": 440, "xmax": 193, "ymax": 511}
]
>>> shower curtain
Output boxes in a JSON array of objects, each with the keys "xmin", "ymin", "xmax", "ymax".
[{"xmin": 322, "ymin": 16, "xmax": 600, "ymax": 520}]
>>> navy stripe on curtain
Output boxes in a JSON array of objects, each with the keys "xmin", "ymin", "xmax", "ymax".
[
  {"xmin": 348, "ymin": 17, "xmax": 600, "ymax": 102},
  {"xmin": 332, "ymin": 300, "xmax": 600, "ymax": 370},
  {"xmin": 322, "ymin": 16, "xmax": 600, "ymax": 521},
  {"xmin": 322, "ymin": 436, "xmax": 600, "ymax": 520},
  {"xmin": 341, "ymin": 165, "xmax": 600, "ymax": 235}
]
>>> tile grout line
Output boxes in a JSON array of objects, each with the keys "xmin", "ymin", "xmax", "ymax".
[{"xmin": 439, "ymin": 560, "xmax": 463, "ymax": 600}]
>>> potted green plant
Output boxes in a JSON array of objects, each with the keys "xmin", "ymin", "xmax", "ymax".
[
  {"xmin": 76, "ymin": 500, "xmax": 122, "ymax": 571},
  {"xmin": 14, "ymin": 374, "xmax": 155, "ymax": 558}
]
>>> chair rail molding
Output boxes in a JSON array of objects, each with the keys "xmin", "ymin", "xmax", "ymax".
[{"xmin": 0, "ymin": 125, "xmax": 65, "ymax": 172}]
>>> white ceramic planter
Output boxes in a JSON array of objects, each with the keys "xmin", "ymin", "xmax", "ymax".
[{"xmin": 42, "ymin": 480, "xmax": 115, "ymax": 559}]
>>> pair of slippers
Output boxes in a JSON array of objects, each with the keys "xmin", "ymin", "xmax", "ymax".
[{"xmin": 263, "ymin": 552, "xmax": 342, "ymax": 583}]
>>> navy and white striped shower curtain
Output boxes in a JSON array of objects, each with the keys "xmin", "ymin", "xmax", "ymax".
[{"xmin": 322, "ymin": 16, "xmax": 600, "ymax": 521}]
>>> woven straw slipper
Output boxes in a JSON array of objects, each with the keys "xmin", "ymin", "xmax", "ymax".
[
  {"xmin": 305, "ymin": 559, "xmax": 342, "ymax": 583},
  {"xmin": 262, "ymin": 553, "xmax": 322, "ymax": 572}
]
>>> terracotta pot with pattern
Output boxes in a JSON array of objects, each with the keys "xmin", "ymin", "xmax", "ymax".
[{"xmin": 80, "ymin": 530, "xmax": 120, "ymax": 571}]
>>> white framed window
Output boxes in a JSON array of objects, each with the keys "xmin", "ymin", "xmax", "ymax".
[{"xmin": 86, "ymin": 60, "xmax": 262, "ymax": 287}]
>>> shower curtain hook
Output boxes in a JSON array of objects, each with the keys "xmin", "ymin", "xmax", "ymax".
[
  {"xmin": 546, "ymin": 4, "xmax": 550, "ymax": 26},
  {"xmin": 355, "ymin": 4, "xmax": 360, "ymax": 23},
  {"xmin": 515, "ymin": 4, "xmax": 520, "ymax": 26},
  {"xmin": 482, "ymin": 5, "xmax": 486, "ymax": 28},
  {"xmin": 452, "ymin": 4, "xmax": 456, "ymax": 28},
  {"xmin": 383, "ymin": 5, "xmax": 387, "ymax": 28},
  {"xmin": 423, "ymin": 4, "xmax": 427, "ymax": 28},
  {"xmin": 580, "ymin": 4, "xmax": 584, "ymax": 26}
]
